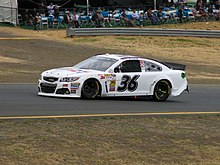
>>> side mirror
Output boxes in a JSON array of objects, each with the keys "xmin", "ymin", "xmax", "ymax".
[{"xmin": 114, "ymin": 67, "xmax": 120, "ymax": 73}]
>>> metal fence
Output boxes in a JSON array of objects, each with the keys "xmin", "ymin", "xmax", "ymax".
[{"xmin": 1, "ymin": 2, "xmax": 219, "ymax": 29}]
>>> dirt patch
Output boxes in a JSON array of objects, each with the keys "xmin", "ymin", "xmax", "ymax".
[
  {"xmin": 0, "ymin": 23, "xmax": 220, "ymax": 83},
  {"xmin": 0, "ymin": 55, "xmax": 25, "ymax": 63}
]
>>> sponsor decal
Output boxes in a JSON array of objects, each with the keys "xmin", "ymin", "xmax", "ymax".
[
  {"xmin": 49, "ymin": 78, "xmax": 55, "ymax": 82},
  {"xmin": 69, "ymin": 70, "xmax": 88, "ymax": 73},
  {"xmin": 71, "ymin": 83, "xmax": 80, "ymax": 89},
  {"xmin": 140, "ymin": 60, "xmax": 145, "ymax": 69},
  {"xmin": 105, "ymin": 74, "xmax": 116, "ymax": 80},
  {"xmin": 98, "ymin": 74, "xmax": 116, "ymax": 80},
  {"xmin": 121, "ymin": 57, "xmax": 138, "ymax": 60},
  {"xmin": 98, "ymin": 74, "xmax": 105, "ymax": 80},
  {"xmin": 71, "ymin": 90, "xmax": 77, "ymax": 94},
  {"xmin": 109, "ymin": 80, "xmax": 116, "ymax": 92},
  {"xmin": 63, "ymin": 84, "xmax": 68, "ymax": 87}
]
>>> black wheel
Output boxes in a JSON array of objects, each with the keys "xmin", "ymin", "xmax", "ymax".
[
  {"xmin": 153, "ymin": 80, "xmax": 171, "ymax": 102},
  {"xmin": 81, "ymin": 79, "xmax": 100, "ymax": 99}
]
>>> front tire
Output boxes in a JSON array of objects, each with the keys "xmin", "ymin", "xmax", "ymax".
[
  {"xmin": 153, "ymin": 80, "xmax": 171, "ymax": 102},
  {"xmin": 81, "ymin": 79, "xmax": 100, "ymax": 99}
]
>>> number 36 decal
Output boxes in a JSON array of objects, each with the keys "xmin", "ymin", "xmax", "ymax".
[{"xmin": 117, "ymin": 75, "xmax": 140, "ymax": 92}]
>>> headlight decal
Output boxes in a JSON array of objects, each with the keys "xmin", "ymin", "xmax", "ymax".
[{"xmin": 60, "ymin": 77, "xmax": 80, "ymax": 82}]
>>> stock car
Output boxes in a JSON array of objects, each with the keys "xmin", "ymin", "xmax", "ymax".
[{"xmin": 38, "ymin": 54, "xmax": 188, "ymax": 101}]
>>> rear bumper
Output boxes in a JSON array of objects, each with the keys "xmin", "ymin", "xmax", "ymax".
[
  {"xmin": 185, "ymin": 85, "xmax": 190, "ymax": 93},
  {"xmin": 171, "ymin": 80, "xmax": 188, "ymax": 96}
]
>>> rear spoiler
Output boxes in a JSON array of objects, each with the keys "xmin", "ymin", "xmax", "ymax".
[{"xmin": 162, "ymin": 62, "xmax": 186, "ymax": 71}]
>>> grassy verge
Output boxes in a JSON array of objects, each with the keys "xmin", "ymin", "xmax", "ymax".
[
  {"xmin": 0, "ymin": 24, "xmax": 220, "ymax": 83},
  {"xmin": 0, "ymin": 115, "xmax": 220, "ymax": 164},
  {"xmin": 0, "ymin": 23, "xmax": 220, "ymax": 165}
]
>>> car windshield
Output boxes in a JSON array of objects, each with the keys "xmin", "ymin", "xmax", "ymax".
[{"xmin": 73, "ymin": 56, "xmax": 118, "ymax": 72}]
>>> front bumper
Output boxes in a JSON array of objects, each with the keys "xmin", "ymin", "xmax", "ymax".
[
  {"xmin": 38, "ymin": 80, "xmax": 81, "ymax": 98},
  {"xmin": 38, "ymin": 92, "xmax": 80, "ymax": 98}
]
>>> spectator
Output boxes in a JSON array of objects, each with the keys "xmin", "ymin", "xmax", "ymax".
[
  {"xmin": 132, "ymin": 9, "xmax": 139, "ymax": 20},
  {"xmin": 97, "ymin": 10, "xmax": 105, "ymax": 24},
  {"xmin": 64, "ymin": 11, "xmax": 73, "ymax": 27},
  {"xmin": 91, "ymin": 11, "xmax": 99, "ymax": 26},
  {"xmin": 199, "ymin": 7, "xmax": 208, "ymax": 21},
  {"xmin": 72, "ymin": 9, "xmax": 80, "ymax": 28},
  {"xmin": 216, "ymin": 12, "xmax": 220, "ymax": 21},
  {"xmin": 33, "ymin": 13, "xmax": 41, "ymax": 30},
  {"xmin": 22, "ymin": 9, "xmax": 33, "ymax": 25},
  {"xmin": 139, "ymin": 12, "xmax": 144, "ymax": 26},
  {"xmin": 195, "ymin": 0, "xmax": 202, "ymax": 11},
  {"xmin": 147, "ymin": 8, "xmax": 160, "ymax": 25},
  {"xmin": 92, "ymin": 10, "xmax": 104, "ymax": 27},
  {"xmin": 121, "ymin": 10, "xmax": 135, "ymax": 26},
  {"xmin": 47, "ymin": 3, "xmax": 54, "ymax": 16},
  {"xmin": 208, "ymin": 5, "xmax": 214, "ymax": 18},
  {"xmin": 54, "ymin": 4, "xmax": 60, "ymax": 19},
  {"xmin": 215, "ymin": 0, "xmax": 220, "ymax": 20},
  {"xmin": 192, "ymin": 6, "xmax": 199, "ymax": 17},
  {"xmin": 35, "ymin": 12, "xmax": 41, "ymax": 24},
  {"xmin": 131, "ymin": 9, "xmax": 139, "ymax": 25},
  {"xmin": 178, "ymin": 4, "xmax": 183, "ymax": 23}
]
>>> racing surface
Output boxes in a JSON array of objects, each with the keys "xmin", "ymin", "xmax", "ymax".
[
  {"xmin": 1, "ymin": 30, "xmax": 220, "ymax": 117},
  {"xmin": 0, "ymin": 84, "xmax": 219, "ymax": 117}
]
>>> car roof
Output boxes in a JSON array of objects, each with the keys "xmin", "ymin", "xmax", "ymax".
[
  {"xmin": 95, "ymin": 54, "xmax": 185, "ymax": 71},
  {"xmin": 96, "ymin": 53, "xmax": 140, "ymax": 60},
  {"xmin": 96, "ymin": 53, "xmax": 162, "ymax": 64}
]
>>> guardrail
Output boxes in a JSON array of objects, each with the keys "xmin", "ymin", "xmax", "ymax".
[{"xmin": 66, "ymin": 28, "xmax": 220, "ymax": 38}]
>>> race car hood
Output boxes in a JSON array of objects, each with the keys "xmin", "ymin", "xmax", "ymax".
[{"xmin": 42, "ymin": 67, "xmax": 100, "ymax": 77}]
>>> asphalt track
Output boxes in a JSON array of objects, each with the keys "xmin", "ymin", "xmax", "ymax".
[
  {"xmin": 0, "ymin": 32, "xmax": 220, "ymax": 118},
  {"xmin": 0, "ymin": 84, "xmax": 219, "ymax": 118}
]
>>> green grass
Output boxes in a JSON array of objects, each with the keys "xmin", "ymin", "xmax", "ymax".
[{"xmin": 0, "ymin": 23, "xmax": 15, "ymax": 27}]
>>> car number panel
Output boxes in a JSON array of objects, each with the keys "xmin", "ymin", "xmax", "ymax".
[{"xmin": 105, "ymin": 73, "xmax": 154, "ymax": 96}]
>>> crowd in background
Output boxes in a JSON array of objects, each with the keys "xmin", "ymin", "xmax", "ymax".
[{"xmin": 18, "ymin": 0, "xmax": 220, "ymax": 29}]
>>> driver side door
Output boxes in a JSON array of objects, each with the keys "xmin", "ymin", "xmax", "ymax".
[{"xmin": 106, "ymin": 60, "xmax": 146, "ymax": 96}]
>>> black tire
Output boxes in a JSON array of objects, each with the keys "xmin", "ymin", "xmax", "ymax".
[
  {"xmin": 81, "ymin": 79, "xmax": 100, "ymax": 99},
  {"xmin": 153, "ymin": 80, "xmax": 171, "ymax": 102}
]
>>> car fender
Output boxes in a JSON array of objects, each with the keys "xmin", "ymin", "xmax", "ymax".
[
  {"xmin": 149, "ymin": 74, "xmax": 173, "ymax": 95},
  {"xmin": 79, "ymin": 75, "xmax": 103, "ymax": 96}
]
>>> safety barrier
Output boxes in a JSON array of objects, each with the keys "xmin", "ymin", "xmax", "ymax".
[{"xmin": 66, "ymin": 28, "xmax": 220, "ymax": 38}]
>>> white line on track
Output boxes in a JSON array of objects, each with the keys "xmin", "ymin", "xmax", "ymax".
[{"xmin": 0, "ymin": 112, "xmax": 220, "ymax": 120}]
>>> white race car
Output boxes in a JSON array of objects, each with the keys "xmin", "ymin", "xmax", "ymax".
[{"xmin": 38, "ymin": 54, "xmax": 188, "ymax": 101}]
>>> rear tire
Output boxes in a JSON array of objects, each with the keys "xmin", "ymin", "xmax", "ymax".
[
  {"xmin": 153, "ymin": 80, "xmax": 171, "ymax": 102},
  {"xmin": 81, "ymin": 79, "xmax": 100, "ymax": 99}
]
